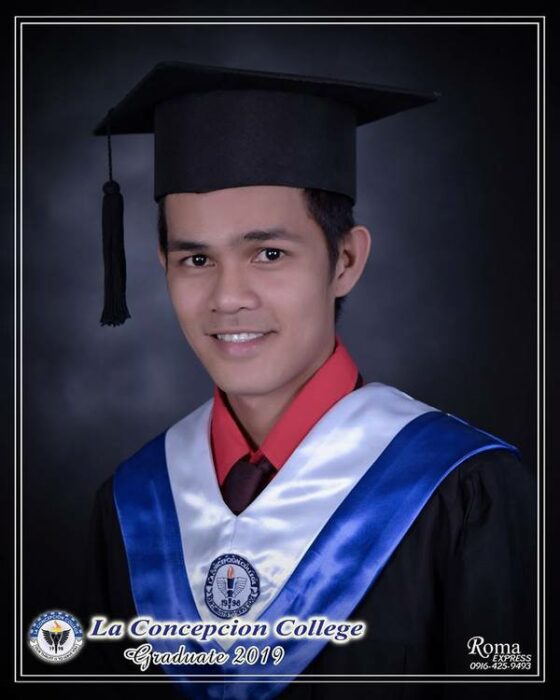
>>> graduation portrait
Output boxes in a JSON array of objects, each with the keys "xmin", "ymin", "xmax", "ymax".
[{"xmin": 17, "ymin": 13, "xmax": 542, "ymax": 700}]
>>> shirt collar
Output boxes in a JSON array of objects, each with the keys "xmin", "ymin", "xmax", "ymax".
[{"xmin": 210, "ymin": 335, "xmax": 360, "ymax": 485}]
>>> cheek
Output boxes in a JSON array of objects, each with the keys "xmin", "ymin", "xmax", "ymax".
[
  {"xmin": 167, "ymin": 278, "xmax": 204, "ymax": 326},
  {"xmin": 265, "ymin": 263, "xmax": 332, "ymax": 322}
]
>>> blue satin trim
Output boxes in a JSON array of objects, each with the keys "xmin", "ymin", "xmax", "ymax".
[{"xmin": 113, "ymin": 411, "xmax": 518, "ymax": 699}]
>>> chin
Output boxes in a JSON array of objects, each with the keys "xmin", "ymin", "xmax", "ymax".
[{"xmin": 211, "ymin": 370, "xmax": 288, "ymax": 398}]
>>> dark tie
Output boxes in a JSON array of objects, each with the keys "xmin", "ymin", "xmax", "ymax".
[{"xmin": 221, "ymin": 456, "xmax": 276, "ymax": 515}]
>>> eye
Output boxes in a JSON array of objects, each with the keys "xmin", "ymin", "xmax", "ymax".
[
  {"xmin": 254, "ymin": 248, "xmax": 286, "ymax": 263},
  {"xmin": 181, "ymin": 253, "xmax": 211, "ymax": 267}
]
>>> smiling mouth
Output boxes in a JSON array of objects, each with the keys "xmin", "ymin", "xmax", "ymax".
[{"xmin": 210, "ymin": 331, "xmax": 272, "ymax": 343}]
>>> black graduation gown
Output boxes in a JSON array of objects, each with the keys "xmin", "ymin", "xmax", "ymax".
[{"xmin": 75, "ymin": 448, "xmax": 537, "ymax": 700}]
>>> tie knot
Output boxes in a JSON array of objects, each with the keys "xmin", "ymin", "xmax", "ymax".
[
  {"xmin": 251, "ymin": 456, "xmax": 276, "ymax": 476},
  {"xmin": 221, "ymin": 455, "xmax": 276, "ymax": 515}
]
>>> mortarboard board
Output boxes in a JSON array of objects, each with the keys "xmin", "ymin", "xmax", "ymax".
[{"xmin": 93, "ymin": 61, "xmax": 440, "ymax": 326}]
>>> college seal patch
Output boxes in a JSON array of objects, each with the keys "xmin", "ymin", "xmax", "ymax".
[
  {"xmin": 205, "ymin": 553, "xmax": 260, "ymax": 618},
  {"xmin": 27, "ymin": 610, "xmax": 84, "ymax": 663}
]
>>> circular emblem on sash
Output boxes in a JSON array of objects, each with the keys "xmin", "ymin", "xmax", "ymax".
[
  {"xmin": 27, "ymin": 610, "xmax": 84, "ymax": 663},
  {"xmin": 205, "ymin": 553, "xmax": 260, "ymax": 618}
]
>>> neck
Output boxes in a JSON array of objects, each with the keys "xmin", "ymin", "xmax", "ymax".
[{"xmin": 225, "ymin": 338, "xmax": 336, "ymax": 447}]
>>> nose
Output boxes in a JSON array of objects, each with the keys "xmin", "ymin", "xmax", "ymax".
[{"xmin": 210, "ymin": 261, "xmax": 260, "ymax": 314}]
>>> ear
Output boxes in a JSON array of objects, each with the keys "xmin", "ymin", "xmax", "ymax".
[{"xmin": 332, "ymin": 225, "xmax": 372, "ymax": 298}]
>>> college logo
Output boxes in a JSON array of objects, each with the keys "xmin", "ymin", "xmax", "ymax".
[
  {"xmin": 27, "ymin": 610, "xmax": 84, "ymax": 663},
  {"xmin": 205, "ymin": 553, "xmax": 260, "ymax": 618}
]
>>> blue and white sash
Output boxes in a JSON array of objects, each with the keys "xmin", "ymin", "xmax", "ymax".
[{"xmin": 113, "ymin": 383, "xmax": 518, "ymax": 699}]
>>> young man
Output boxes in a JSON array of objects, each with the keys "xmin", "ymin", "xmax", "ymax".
[{"xmin": 80, "ymin": 62, "xmax": 536, "ymax": 699}]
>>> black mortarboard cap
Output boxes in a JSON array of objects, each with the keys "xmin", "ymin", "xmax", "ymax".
[{"xmin": 93, "ymin": 61, "xmax": 440, "ymax": 326}]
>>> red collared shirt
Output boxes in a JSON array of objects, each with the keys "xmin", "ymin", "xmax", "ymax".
[{"xmin": 210, "ymin": 335, "xmax": 362, "ymax": 486}]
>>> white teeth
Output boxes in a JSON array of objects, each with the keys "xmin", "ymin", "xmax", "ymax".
[{"xmin": 215, "ymin": 332, "xmax": 265, "ymax": 343}]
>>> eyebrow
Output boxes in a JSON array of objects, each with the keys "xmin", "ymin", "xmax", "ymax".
[{"xmin": 166, "ymin": 228, "xmax": 304, "ymax": 253}]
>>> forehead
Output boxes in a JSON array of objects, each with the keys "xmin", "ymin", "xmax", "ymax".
[{"xmin": 164, "ymin": 185, "xmax": 319, "ymax": 239}]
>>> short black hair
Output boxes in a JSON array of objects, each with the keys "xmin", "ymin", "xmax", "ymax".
[{"xmin": 157, "ymin": 189, "xmax": 355, "ymax": 323}]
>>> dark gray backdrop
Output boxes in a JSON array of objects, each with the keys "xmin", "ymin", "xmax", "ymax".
[{"xmin": 20, "ymin": 17, "xmax": 538, "ymax": 670}]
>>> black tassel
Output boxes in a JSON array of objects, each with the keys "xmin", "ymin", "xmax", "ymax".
[{"xmin": 100, "ymin": 109, "xmax": 131, "ymax": 326}]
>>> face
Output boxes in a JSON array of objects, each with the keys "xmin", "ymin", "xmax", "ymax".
[{"xmin": 160, "ymin": 186, "xmax": 343, "ymax": 400}]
